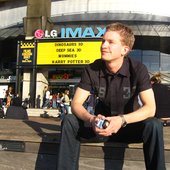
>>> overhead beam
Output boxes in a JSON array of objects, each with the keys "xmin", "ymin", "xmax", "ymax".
[{"xmin": 23, "ymin": 0, "xmax": 53, "ymax": 38}]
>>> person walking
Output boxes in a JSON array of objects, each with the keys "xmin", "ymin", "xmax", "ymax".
[
  {"xmin": 63, "ymin": 89, "xmax": 71, "ymax": 114},
  {"xmin": 42, "ymin": 86, "xmax": 51, "ymax": 109}
]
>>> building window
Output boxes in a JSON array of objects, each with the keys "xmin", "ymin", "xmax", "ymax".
[
  {"xmin": 130, "ymin": 50, "xmax": 161, "ymax": 72},
  {"xmin": 129, "ymin": 49, "xmax": 142, "ymax": 62},
  {"xmin": 160, "ymin": 53, "xmax": 170, "ymax": 71},
  {"xmin": 142, "ymin": 50, "xmax": 160, "ymax": 72}
]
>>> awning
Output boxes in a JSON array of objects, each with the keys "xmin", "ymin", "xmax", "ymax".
[
  {"xmin": 51, "ymin": 12, "xmax": 170, "ymax": 37},
  {"xmin": 1, "ymin": 22, "xmax": 170, "ymax": 54},
  {"xmin": 0, "ymin": 27, "xmax": 24, "ymax": 40},
  {"xmin": 53, "ymin": 23, "xmax": 170, "ymax": 37},
  {"xmin": 129, "ymin": 24, "xmax": 170, "ymax": 37},
  {"xmin": 1, "ymin": 23, "xmax": 170, "ymax": 39}
]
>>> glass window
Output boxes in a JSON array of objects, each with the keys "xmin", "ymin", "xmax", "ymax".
[
  {"xmin": 142, "ymin": 50, "xmax": 160, "ymax": 71},
  {"xmin": 160, "ymin": 53, "xmax": 170, "ymax": 71},
  {"xmin": 129, "ymin": 49, "xmax": 142, "ymax": 62}
]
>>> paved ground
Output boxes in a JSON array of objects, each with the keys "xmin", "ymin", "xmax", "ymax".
[{"xmin": 0, "ymin": 116, "xmax": 169, "ymax": 170}]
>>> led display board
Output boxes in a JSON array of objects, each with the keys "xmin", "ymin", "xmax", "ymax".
[
  {"xmin": 18, "ymin": 41, "xmax": 35, "ymax": 65},
  {"xmin": 36, "ymin": 40, "xmax": 102, "ymax": 65}
]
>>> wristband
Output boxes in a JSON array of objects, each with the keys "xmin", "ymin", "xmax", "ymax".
[
  {"xmin": 89, "ymin": 116, "xmax": 96, "ymax": 124},
  {"xmin": 119, "ymin": 114, "xmax": 127, "ymax": 127}
]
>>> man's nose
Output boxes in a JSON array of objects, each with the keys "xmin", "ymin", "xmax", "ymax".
[{"xmin": 102, "ymin": 41, "xmax": 108, "ymax": 47}]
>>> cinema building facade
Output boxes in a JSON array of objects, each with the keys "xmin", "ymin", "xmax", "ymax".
[{"xmin": 1, "ymin": 0, "xmax": 170, "ymax": 107}]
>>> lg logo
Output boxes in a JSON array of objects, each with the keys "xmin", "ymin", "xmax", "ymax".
[{"xmin": 34, "ymin": 29, "xmax": 58, "ymax": 39}]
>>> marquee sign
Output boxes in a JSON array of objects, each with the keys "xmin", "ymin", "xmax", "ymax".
[{"xmin": 36, "ymin": 40, "xmax": 102, "ymax": 65}]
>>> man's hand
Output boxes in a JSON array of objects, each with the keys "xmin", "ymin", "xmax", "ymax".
[{"xmin": 90, "ymin": 115, "xmax": 123, "ymax": 137}]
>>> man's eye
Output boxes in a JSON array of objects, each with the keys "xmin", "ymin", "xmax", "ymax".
[{"xmin": 109, "ymin": 41, "xmax": 115, "ymax": 44}]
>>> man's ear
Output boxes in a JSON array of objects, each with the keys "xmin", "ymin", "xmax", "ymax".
[{"xmin": 122, "ymin": 46, "xmax": 130, "ymax": 56}]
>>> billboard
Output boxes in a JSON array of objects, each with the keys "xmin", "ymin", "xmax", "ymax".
[
  {"xmin": 18, "ymin": 41, "xmax": 35, "ymax": 66},
  {"xmin": 36, "ymin": 40, "xmax": 102, "ymax": 65}
]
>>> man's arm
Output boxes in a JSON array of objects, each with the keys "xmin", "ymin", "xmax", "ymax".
[
  {"xmin": 71, "ymin": 87, "xmax": 95, "ymax": 123},
  {"xmin": 124, "ymin": 88, "xmax": 156, "ymax": 124},
  {"xmin": 98, "ymin": 88, "xmax": 156, "ymax": 137}
]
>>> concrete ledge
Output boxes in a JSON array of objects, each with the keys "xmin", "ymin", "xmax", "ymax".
[
  {"xmin": 0, "ymin": 118, "xmax": 169, "ymax": 169},
  {"xmin": 26, "ymin": 108, "xmax": 60, "ymax": 117}
]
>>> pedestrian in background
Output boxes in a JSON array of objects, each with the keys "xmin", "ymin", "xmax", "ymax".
[
  {"xmin": 63, "ymin": 89, "xmax": 71, "ymax": 114},
  {"xmin": 59, "ymin": 92, "xmax": 66, "ymax": 120},
  {"xmin": 42, "ymin": 86, "xmax": 51, "ymax": 109},
  {"xmin": 5, "ymin": 86, "xmax": 14, "ymax": 108},
  {"xmin": 151, "ymin": 73, "xmax": 170, "ymax": 121},
  {"xmin": 36, "ymin": 95, "xmax": 41, "ymax": 108}
]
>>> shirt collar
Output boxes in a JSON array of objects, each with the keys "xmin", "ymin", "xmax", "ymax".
[{"xmin": 101, "ymin": 57, "xmax": 130, "ymax": 77}]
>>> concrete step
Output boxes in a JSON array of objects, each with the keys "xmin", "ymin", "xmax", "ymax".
[
  {"xmin": 26, "ymin": 108, "xmax": 60, "ymax": 117},
  {"xmin": 0, "ymin": 150, "xmax": 170, "ymax": 170},
  {"xmin": 1, "ymin": 136, "xmax": 170, "ymax": 169},
  {"xmin": 0, "ymin": 118, "xmax": 169, "ymax": 170},
  {"xmin": 79, "ymin": 157, "xmax": 170, "ymax": 170}
]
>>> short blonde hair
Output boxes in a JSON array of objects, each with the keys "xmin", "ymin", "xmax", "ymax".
[
  {"xmin": 150, "ymin": 73, "xmax": 161, "ymax": 84},
  {"xmin": 106, "ymin": 22, "xmax": 135, "ymax": 50}
]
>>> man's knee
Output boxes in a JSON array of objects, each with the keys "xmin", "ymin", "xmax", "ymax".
[
  {"xmin": 144, "ymin": 117, "xmax": 163, "ymax": 133},
  {"xmin": 62, "ymin": 114, "xmax": 79, "ymax": 131},
  {"xmin": 62, "ymin": 114, "xmax": 77, "ymax": 123}
]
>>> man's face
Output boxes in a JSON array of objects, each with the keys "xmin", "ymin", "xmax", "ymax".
[{"xmin": 101, "ymin": 30, "xmax": 129, "ymax": 62}]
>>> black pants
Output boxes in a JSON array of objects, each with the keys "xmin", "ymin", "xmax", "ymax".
[{"xmin": 57, "ymin": 114, "xmax": 166, "ymax": 170}]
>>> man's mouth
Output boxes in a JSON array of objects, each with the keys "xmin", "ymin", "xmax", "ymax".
[{"xmin": 102, "ymin": 51, "xmax": 109, "ymax": 54}]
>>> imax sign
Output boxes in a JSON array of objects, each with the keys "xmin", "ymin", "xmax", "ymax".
[
  {"xmin": 60, "ymin": 27, "xmax": 106, "ymax": 38},
  {"xmin": 36, "ymin": 27, "xmax": 106, "ymax": 39}
]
